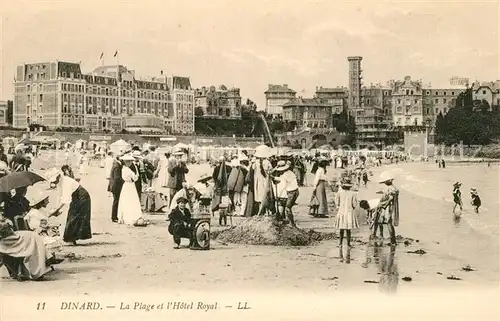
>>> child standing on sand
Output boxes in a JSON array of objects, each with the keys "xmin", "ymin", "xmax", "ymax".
[
  {"xmin": 452, "ymin": 182, "xmax": 463, "ymax": 214},
  {"xmin": 470, "ymin": 188, "xmax": 481, "ymax": 213},
  {"xmin": 334, "ymin": 177, "xmax": 359, "ymax": 248}
]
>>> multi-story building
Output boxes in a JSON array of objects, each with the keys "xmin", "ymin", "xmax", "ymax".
[
  {"xmin": 167, "ymin": 76, "xmax": 194, "ymax": 134},
  {"xmin": 390, "ymin": 76, "xmax": 426, "ymax": 127},
  {"xmin": 355, "ymin": 85, "xmax": 396, "ymax": 147},
  {"xmin": 264, "ymin": 84, "xmax": 297, "ymax": 117},
  {"xmin": 282, "ymin": 98, "xmax": 334, "ymax": 129},
  {"xmin": 314, "ymin": 86, "xmax": 348, "ymax": 114},
  {"xmin": 347, "ymin": 56, "xmax": 363, "ymax": 111},
  {"xmin": 422, "ymin": 87, "xmax": 466, "ymax": 124},
  {"xmin": 194, "ymin": 85, "xmax": 242, "ymax": 118},
  {"xmin": 0, "ymin": 101, "xmax": 8, "ymax": 126},
  {"xmin": 13, "ymin": 61, "xmax": 194, "ymax": 133},
  {"xmin": 471, "ymin": 80, "xmax": 500, "ymax": 109}
]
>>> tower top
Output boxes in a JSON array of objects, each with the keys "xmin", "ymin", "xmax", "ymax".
[{"xmin": 347, "ymin": 56, "xmax": 363, "ymax": 61}]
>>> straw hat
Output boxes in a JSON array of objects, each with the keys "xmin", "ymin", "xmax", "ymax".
[
  {"xmin": 254, "ymin": 145, "xmax": 271, "ymax": 159},
  {"xmin": 44, "ymin": 168, "xmax": 61, "ymax": 183},
  {"xmin": 453, "ymin": 182, "xmax": 462, "ymax": 188},
  {"xmin": 378, "ymin": 171, "xmax": 395, "ymax": 183},
  {"xmin": 197, "ymin": 174, "xmax": 212, "ymax": 183},
  {"xmin": 470, "ymin": 188, "xmax": 478, "ymax": 194},
  {"xmin": 317, "ymin": 156, "xmax": 329, "ymax": 163},
  {"xmin": 274, "ymin": 160, "xmax": 290, "ymax": 172},
  {"xmin": 176, "ymin": 196, "xmax": 188, "ymax": 204},
  {"xmin": 28, "ymin": 193, "xmax": 49, "ymax": 207},
  {"xmin": 132, "ymin": 151, "xmax": 142, "ymax": 159},
  {"xmin": 120, "ymin": 154, "xmax": 135, "ymax": 161}
]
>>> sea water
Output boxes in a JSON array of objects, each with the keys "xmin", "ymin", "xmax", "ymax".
[{"xmin": 387, "ymin": 162, "xmax": 499, "ymax": 281}]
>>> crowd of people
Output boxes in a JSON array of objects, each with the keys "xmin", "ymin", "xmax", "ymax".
[{"xmin": 0, "ymin": 139, "xmax": 408, "ymax": 281}]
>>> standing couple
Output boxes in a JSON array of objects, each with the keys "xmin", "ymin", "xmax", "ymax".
[{"xmin": 108, "ymin": 151, "xmax": 148, "ymax": 226}]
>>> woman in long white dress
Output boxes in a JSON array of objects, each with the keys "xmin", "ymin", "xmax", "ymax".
[{"xmin": 117, "ymin": 154, "xmax": 147, "ymax": 226}]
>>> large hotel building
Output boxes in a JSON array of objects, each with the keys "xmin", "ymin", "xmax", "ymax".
[{"xmin": 13, "ymin": 61, "xmax": 194, "ymax": 134}]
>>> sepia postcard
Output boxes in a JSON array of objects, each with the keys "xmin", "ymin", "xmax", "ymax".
[{"xmin": 0, "ymin": 1, "xmax": 499, "ymax": 320}]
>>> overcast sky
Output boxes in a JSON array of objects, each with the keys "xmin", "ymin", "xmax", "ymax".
[{"xmin": 1, "ymin": 0, "xmax": 498, "ymax": 108}]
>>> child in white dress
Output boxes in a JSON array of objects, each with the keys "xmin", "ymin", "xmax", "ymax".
[{"xmin": 334, "ymin": 177, "xmax": 359, "ymax": 248}]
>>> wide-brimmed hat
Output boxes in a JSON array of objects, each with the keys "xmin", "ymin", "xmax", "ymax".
[
  {"xmin": 120, "ymin": 154, "xmax": 135, "ymax": 161},
  {"xmin": 378, "ymin": 171, "xmax": 395, "ymax": 183},
  {"xmin": 470, "ymin": 188, "xmax": 478, "ymax": 194},
  {"xmin": 238, "ymin": 154, "xmax": 249, "ymax": 162},
  {"xmin": 317, "ymin": 156, "xmax": 329, "ymax": 163},
  {"xmin": 27, "ymin": 193, "xmax": 49, "ymax": 207},
  {"xmin": 254, "ymin": 145, "xmax": 271, "ymax": 159},
  {"xmin": 453, "ymin": 182, "xmax": 462, "ymax": 188},
  {"xmin": 197, "ymin": 174, "xmax": 212, "ymax": 183},
  {"xmin": 274, "ymin": 160, "xmax": 290, "ymax": 172},
  {"xmin": 172, "ymin": 148, "xmax": 184, "ymax": 156},
  {"xmin": 132, "ymin": 151, "xmax": 142, "ymax": 159},
  {"xmin": 176, "ymin": 196, "xmax": 188, "ymax": 204},
  {"xmin": 44, "ymin": 168, "xmax": 61, "ymax": 183}
]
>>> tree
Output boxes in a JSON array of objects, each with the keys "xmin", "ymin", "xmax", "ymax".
[
  {"xmin": 195, "ymin": 106, "xmax": 204, "ymax": 117},
  {"xmin": 434, "ymin": 112, "xmax": 446, "ymax": 144}
]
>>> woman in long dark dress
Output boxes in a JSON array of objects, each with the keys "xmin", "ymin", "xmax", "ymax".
[{"xmin": 45, "ymin": 168, "xmax": 92, "ymax": 245}]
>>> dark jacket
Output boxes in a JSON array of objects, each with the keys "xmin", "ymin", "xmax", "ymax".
[
  {"xmin": 130, "ymin": 162, "xmax": 142, "ymax": 195},
  {"xmin": 167, "ymin": 160, "xmax": 189, "ymax": 190},
  {"xmin": 212, "ymin": 163, "xmax": 232, "ymax": 193},
  {"xmin": 168, "ymin": 207, "xmax": 192, "ymax": 235},
  {"xmin": 107, "ymin": 159, "xmax": 124, "ymax": 193}
]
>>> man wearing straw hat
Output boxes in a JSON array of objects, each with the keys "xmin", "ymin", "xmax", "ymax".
[{"xmin": 108, "ymin": 149, "xmax": 127, "ymax": 223}]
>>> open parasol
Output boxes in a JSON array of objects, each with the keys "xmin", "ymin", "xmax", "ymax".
[{"xmin": 0, "ymin": 171, "xmax": 46, "ymax": 192}]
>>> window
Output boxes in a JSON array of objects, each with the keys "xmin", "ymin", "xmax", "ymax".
[
  {"xmin": 406, "ymin": 90, "xmax": 409, "ymax": 95},
  {"xmin": 451, "ymin": 92, "xmax": 455, "ymax": 96},
  {"xmin": 27, "ymin": 85, "xmax": 31, "ymax": 92},
  {"xmin": 414, "ymin": 99, "xmax": 418, "ymax": 103},
  {"xmin": 444, "ymin": 92, "xmax": 447, "ymax": 96},
  {"xmin": 426, "ymin": 108, "xmax": 430, "ymax": 114},
  {"xmin": 39, "ymin": 94, "xmax": 43, "ymax": 102},
  {"xmin": 39, "ymin": 84, "xmax": 43, "ymax": 92},
  {"xmin": 426, "ymin": 91, "xmax": 430, "ymax": 95},
  {"xmin": 483, "ymin": 90, "xmax": 487, "ymax": 95},
  {"xmin": 411, "ymin": 90, "xmax": 414, "ymax": 95},
  {"xmin": 398, "ymin": 99, "xmax": 401, "ymax": 104},
  {"xmin": 443, "ymin": 99, "xmax": 447, "ymax": 103},
  {"xmin": 435, "ymin": 99, "xmax": 438, "ymax": 103},
  {"xmin": 435, "ymin": 91, "xmax": 438, "ymax": 95},
  {"xmin": 435, "ymin": 108, "xmax": 438, "ymax": 114}
]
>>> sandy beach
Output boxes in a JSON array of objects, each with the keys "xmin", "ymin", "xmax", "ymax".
[{"xmin": 1, "ymin": 152, "xmax": 498, "ymax": 296}]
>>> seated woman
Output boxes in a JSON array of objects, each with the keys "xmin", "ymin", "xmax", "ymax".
[
  {"xmin": 3, "ymin": 187, "xmax": 30, "ymax": 231},
  {"xmin": 0, "ymin": 218, "xmax": 63, "ymax": 281},
  {"xmin": 168, "ymin": 197, "xmax": 192, "ymax": 249},
  {"xmin": 24, "ymin": 194, "xmax": 63, "ymax": 252}
]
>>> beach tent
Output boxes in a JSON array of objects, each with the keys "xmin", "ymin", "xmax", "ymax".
[
  {"xmin": 110, "ymin": 139, "xmax": 131, "ymax": 155},
  {"xmin": 173, "ymin": 143, "xmax": 188, "ymax": 150}
]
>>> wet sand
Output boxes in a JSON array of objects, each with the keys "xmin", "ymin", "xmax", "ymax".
[{"xmin": 1, "ymin": 154, "xmax": 498, "ymax": 295}]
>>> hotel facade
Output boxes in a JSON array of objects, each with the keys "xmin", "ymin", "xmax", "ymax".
[{"xmin": 13, "ymin": 61, "xmax": 194, "ymax": 134}]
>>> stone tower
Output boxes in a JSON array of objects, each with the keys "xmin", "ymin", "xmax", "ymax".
[{"xmin": 347, "ymin": 56, "xmax": 363, "ymax": 111}]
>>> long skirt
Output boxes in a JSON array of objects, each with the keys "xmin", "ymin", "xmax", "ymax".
[
  {"xmin": 0, "ymin": 231, "xmax": 52, "ymax": 280},
  {"xmin": 313, "ymin": 181, "xmax": 328, "ymax": 216},
  {"xmin": 63, "ymin": 186, "xmax": 92, "ymax": 242}
]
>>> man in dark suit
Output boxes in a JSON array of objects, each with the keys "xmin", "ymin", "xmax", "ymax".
[
  {"xmin": 168, "ymin": 197, "xmax": 192, "ymax": 249},
  {"xmin": 108, "ymin": 154, "xmax": 124, "ymax": 223}
]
